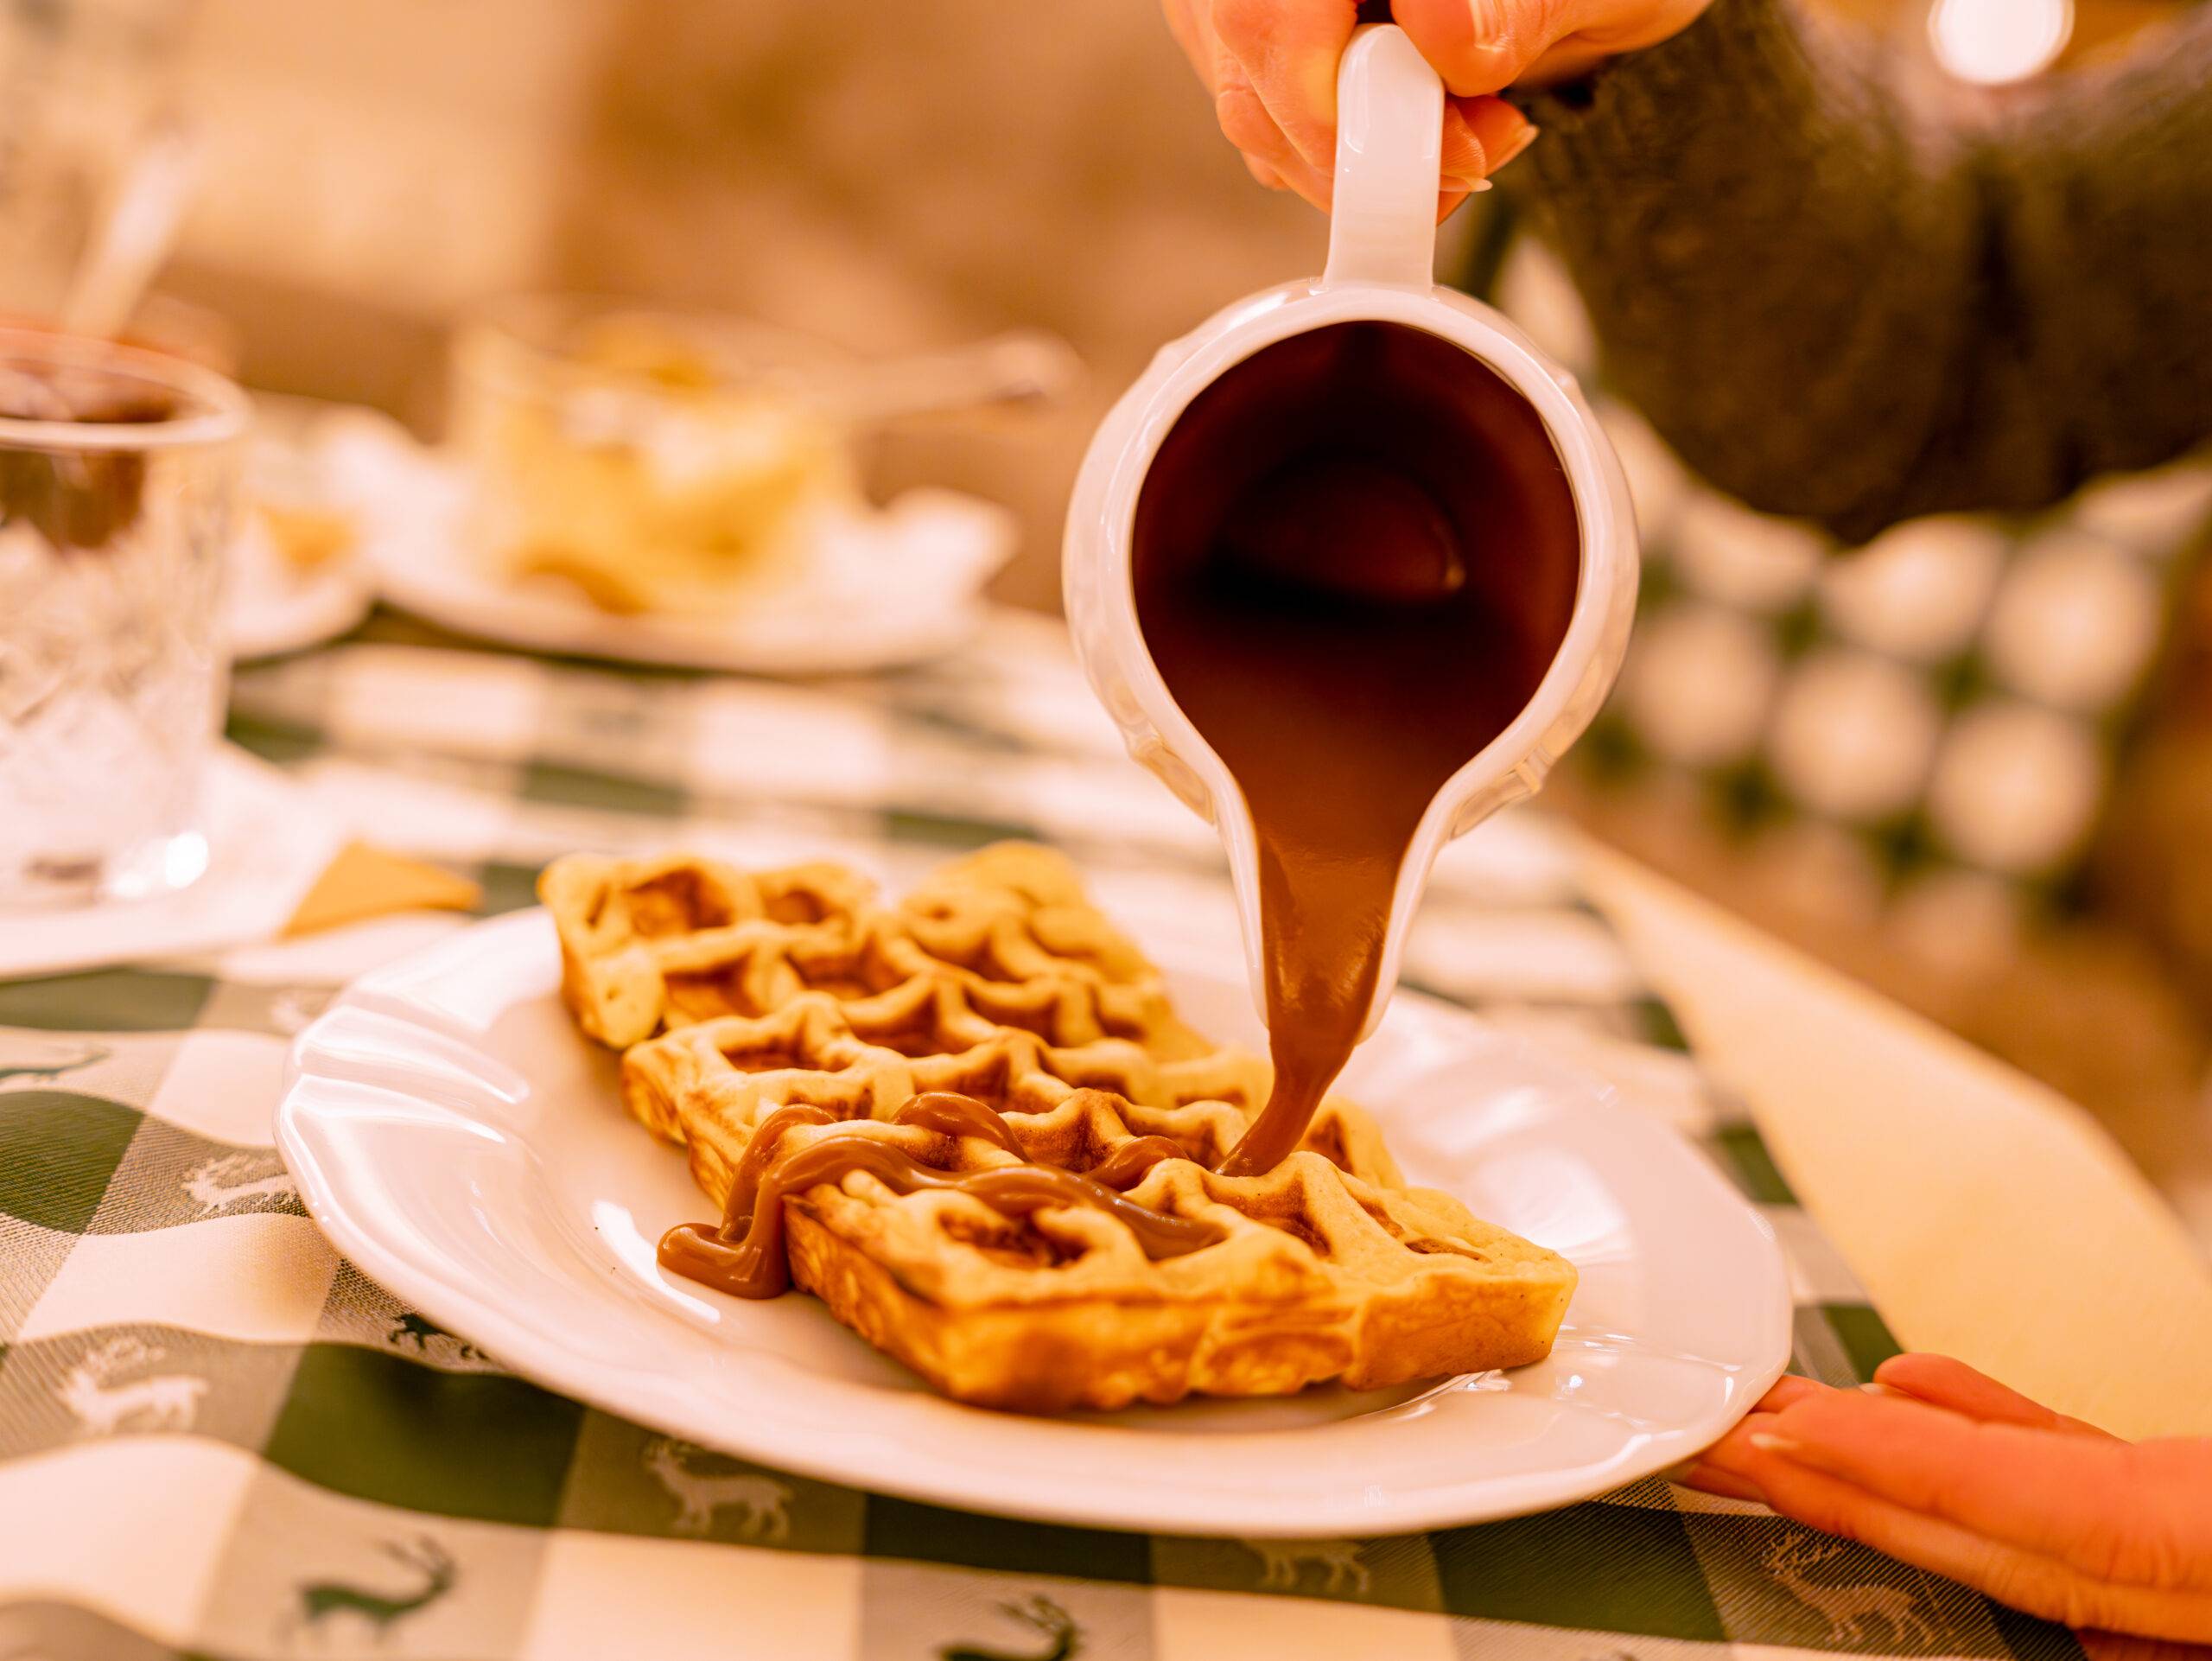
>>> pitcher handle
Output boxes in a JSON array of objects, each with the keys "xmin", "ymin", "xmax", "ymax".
[{"xmin": 1321, "ymin": 23, "xmax": 1444, "ymax": 291}]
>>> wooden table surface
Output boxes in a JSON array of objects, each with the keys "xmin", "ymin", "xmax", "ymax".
[{"xmin": 1584, "ymin": 841, "xmax": 2212, "ymax": 1441}]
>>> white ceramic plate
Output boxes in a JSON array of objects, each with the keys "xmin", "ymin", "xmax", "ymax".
[
  {"xmin": 226, "ymin": 535, "xmax": 374, "ymax": 660},
  {"xmin": 276, "ymin": 907, "xmax": 1789, "ymax": 1537},
  {"xmin": 226, "ymin": 398, "xmax": 435, "ymax": 660},
  {"xmin": 366, "ymin": 479, "xmax": 1018, "ymax": 677}
]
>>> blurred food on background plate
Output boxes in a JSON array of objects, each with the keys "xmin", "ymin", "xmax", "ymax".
[{"xmin": 448, "ymin": 295, "xmax": 1076, "ymax": 621}]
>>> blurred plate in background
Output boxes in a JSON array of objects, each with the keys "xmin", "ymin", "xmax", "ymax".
[
  {"xmin": 367, "ymin": 482, "xmax": 1017, "ymax": 675},
  {"xmin": 224, "ymin": 397, "xmax": 423, "ymax": 659}
]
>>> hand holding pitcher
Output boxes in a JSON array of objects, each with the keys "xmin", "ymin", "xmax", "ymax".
[{"xmin": 1162, "ymin": 0, "xmax": 1716, "ymax": 209}]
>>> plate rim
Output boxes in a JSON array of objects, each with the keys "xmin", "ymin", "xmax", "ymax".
[
  {"xmin": 275, "ymin": 907, "xmax": 1793, "ymax": 1537},
  {"xmin": 226, "ymin": 560, "xmax": 376, "ymax": 660}
]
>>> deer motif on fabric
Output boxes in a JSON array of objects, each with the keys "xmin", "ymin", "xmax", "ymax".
[
  {"xmin": 1764, "ymin": 1534, "xmax": 1937, "ymax": 1648},
  {"xmin": 56, "ymin": 1336, "xmax": 207, "ymax": 1436}
]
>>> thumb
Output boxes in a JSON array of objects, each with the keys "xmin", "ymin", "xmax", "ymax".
[{"xmin": 1394, "ymin": 0, "xmax": 1580, "ymax": 95}]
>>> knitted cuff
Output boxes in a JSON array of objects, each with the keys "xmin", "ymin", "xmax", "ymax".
[{"xmin": 1507, "ymin": 0, "xmax": 1817, "ymax": 193}]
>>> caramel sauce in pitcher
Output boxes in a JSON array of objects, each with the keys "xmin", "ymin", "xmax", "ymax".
[{"xmin": 1131, "ymin": 321, "xmax": 1580, "ymax": 1175}]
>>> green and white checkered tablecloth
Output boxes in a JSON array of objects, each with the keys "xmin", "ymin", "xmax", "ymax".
[{"xmin": 0, "ymin": 611, "xmax": 2082, "ymax": 1660}]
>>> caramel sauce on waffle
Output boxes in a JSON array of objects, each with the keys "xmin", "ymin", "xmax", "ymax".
[
  {"xmin": 1132, "ymin": 321, "xmax": 1580, "ymax": 1175},
  {"xmin": 658, "ymin": 1091, "xmax": 1220, "ymax": 1298}
]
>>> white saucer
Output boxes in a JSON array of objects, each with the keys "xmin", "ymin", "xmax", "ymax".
[
  {"xmin": 276, "ymin": 904, "xmax": 1789, "ymax": 1537},
  {"xmin": 224, "ymin": 397, "xmax": 435, "ymax": 661},
  {"xmin": 225, "ymin": 524, "xmax": 375, "ymax": 660},
  {"xmin": 0, "ymin": 747, "xmax": 345, "ymax": 978}
]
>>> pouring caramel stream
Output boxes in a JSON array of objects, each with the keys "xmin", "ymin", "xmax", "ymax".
[{"xmin": 1132, "ymin": 321, "xmax": 1580, "ymax": 1175}]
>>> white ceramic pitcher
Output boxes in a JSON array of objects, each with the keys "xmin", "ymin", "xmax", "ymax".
[{"xmin": 1064, "ymin": 23, "xmax": 1639, "ymax": 1038}]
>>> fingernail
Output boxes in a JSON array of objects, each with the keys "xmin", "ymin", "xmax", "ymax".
[
  {"xmin": 1859, "ymin": 1381, "xmax": 1904, "ymax": 1397},
  {"xmin": 1748, "ymin": 1431, "xmax": 1802, "ymax": 1456},
  {"xmin": 1491, "ymin": 120, "xmax": 1540, "ymax": 171}
]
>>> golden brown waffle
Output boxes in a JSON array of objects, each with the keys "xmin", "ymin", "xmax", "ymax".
[
  {"xmin": 541, "ymin": 844, "xmax": 1206, "ymax": 1055},
  {"xmin": 538, "ymin": 852, "xmax": 876, "ymax": 1047},
  {"xmin": 542, "ymin": 844, "xmax": 1576, "ymax": 1411}
]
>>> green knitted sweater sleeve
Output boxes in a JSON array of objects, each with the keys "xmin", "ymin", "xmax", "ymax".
[{"xmin": 1507, "ymin": 0, "xmax": 2212, "ymax": 541}]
